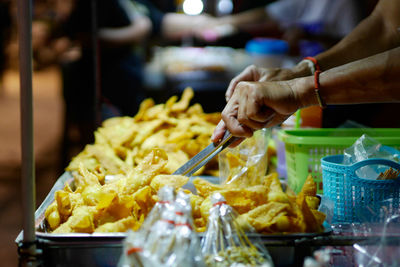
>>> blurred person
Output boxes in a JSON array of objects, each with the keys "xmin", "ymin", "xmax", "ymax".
[
  {"xmin": 61, "ymin": 0, "xmax": 218, "ymax": 118},
  {"xmin": 211, "ymin": 0, "xmax": 400, "ymax": 142},
  {"xmin": 202, "ymin": 0, "xmax": 363, "ymax": 55},
  {"xmin": 56, "ymin": 0, "xmax": 219, "ymax": 167}
]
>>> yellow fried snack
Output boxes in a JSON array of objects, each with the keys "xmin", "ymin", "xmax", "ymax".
[
  {"xmin": 194, "ymin": 172, "xmax": 325, "ymax": 235},
  {"xmin": 237, "ymin": 202, "xmax": 292, "ymax": 233},
  {"xmin": 44, "ymin": 201, "xmax": 61, "ymax": 231},
  {"xmin": 52, "ymin": 206, "xmax": 96, "ymax": 234},
  {"xmin": 150, "ymin": 174, "xmax": 189, "ymax": 192},
  {"xmin": 66, "ymin": 88, "xmax": 220, "ymax": 177},
  {"xmin": 265, "ymin": 173, "xmax": 290, "ymax": 204},
  {"xmin": 306, "ymin": 196, "xmax": 320, "ymax": 210},
  {"xmin": 46, "ymin": 148, "xmax": 177, "ymax": 234},
  {"xmin": 95, "ymin": 216, "xmax": 142, "ymax": 233},
  {"xmin": 220, "ymin": 130, "xmax": 269, "ymax": 188},
  {"xmin": 193, "ymin": 177, "xmax": 223, "ymax": 198},
  {"xmin": 219, "ymin": 185, "xmax": 268, "ymax": 214},
  {"xmin": 199, "ymin": 196, "xmax": 213, "ymax": 223},
  {"xmin": 298, "ymin": 174, "xmax": 317, "ymax": 197}
]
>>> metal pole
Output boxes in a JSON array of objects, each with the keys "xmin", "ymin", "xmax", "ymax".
[
  {"xmin": 16, "ymin": 0, "xmax": 38, "ymax": 265},
  {"xmin": 91, "ymin": 0, "xmax": 101, "ymax": 127}
]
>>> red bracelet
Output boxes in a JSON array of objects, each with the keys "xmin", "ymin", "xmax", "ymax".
[
  {"xmin": 304, "ymin": 56, "xmax": 321, "ymax": 72},
  {"xmin": 314, "ymin": 70, "xmax": 326, "ymax": 108}
]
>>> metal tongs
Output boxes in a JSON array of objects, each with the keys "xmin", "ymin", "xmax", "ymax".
[{"xmin": 173, "ymin": 131, "xmax": 238, "ymax": 177}]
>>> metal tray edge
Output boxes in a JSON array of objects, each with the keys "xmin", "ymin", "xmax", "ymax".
[{"xmin": 17, "ymin": 173, "xmax": 331, "ymax": 243}]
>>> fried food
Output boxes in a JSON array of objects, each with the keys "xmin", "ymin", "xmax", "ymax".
[
  {"xmin": 46, "ymin": 149, "xmax": 179, "ymax": 233},
  {"xmin": 219, "ymin": 129, "xmax": 269, "ymax": 189},
  {"xmin": 66, "ymin": 87, "xmax": 220, "ymax": 177},
  {"xmin": 194, "ymin": 173, "xmax": 325, "ymax": 234},
  {"xmin": 46, "ymin": 89, "xmax": 221, "ymax": 234},
  {"xmin": 150, "ymin": 174, "xmax": 189, "ymax": 192}
]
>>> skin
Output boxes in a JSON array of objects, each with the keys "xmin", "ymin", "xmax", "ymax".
[
  {"xmin": 161, "ymin": 13, "xmax": 217, "ymax": 40},
  {"xmin": 212, "ymin": 0, "xmax": 400, "ymax": 143},
  {"xmin": 98, "ymin": 16, "xmax": 153, "ymax": 46},
  {"xmin": 98, "ymin": 13, "xmax": 218, "ymax": 46}
]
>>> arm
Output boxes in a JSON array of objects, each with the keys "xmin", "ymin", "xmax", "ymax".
[
  {"xmin": 212, "ymin": 46, "xmax": 400, "ymax": 140},
  {"xmin": 219, "ymin": 7, "xmax": 270, "ymax": 28},
  {"xmin": 161, "ymin": 13, "xmax": 217, "ymax": 40},
  {"xmin": 308, "ymin": 46, "xmax": 400, "ymax": 106},
  {"xmin": 315, "ymin": 0, "xmax": 400, "ymax": 70},
  {"xmin": 225, "ymin": 0, "xmax": 400, "ymax": 100},
  {"xmin": 98, "ymin": 16, "xmax": 152, "ymax": 46}
]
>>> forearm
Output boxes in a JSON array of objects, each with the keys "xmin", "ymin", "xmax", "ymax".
[
  {"xmin": 161, "ymin": 13, "xmax": 214, "ymax": 39},
  {"xmin": 295, "ymin": 46, "xmax": 400, "ymax": 108},
  {"xmin": 98, "ymin": 16, "xmax": 152, "ymax": 46},
  {"xmin": 315, "ymin": 0, "xmax": 400, "ymax": 71},
  {"xmin": 220, "ymin": 7, "xmax": 269, "ymax": 28}
]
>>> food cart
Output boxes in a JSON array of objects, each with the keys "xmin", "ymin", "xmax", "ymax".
[{"xmin": 15, "ymin": 1, "xmax": 400, "ymax": 266}]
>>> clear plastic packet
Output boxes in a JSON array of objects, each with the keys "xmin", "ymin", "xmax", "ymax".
[
  {"xmin": 354, "ymin": 214, "xmax": 400, "ymax": 266},
  {"xmin": 317, "ymin": 195, "xmax": 334, "ymax": 226},
  {"xmin": 119, "ymin": 188, "xmax": 205, "ymax": 267},
  {"xmin": 167, "ymin": 191, "xmax": 205, "ymax": 267},
  {"xmin": 118, "ymin": 230, "xmax": 151, "ymax": 267},
  {"xmin": 139, "ymin": 186, "xmax": 175, "ymax": 236},
  {"xmin": 201, "ymin": 193, "xmax": 274, "ymax": 267},
  {"xmin": 118, "ymin": 187, "xmax": 176, "ymax": 267},
  {"xmin": 343, "ymin": 134, "xmax": 400, "ymax": 179},
  {"xmin": 219, "ymin": 128, "xmax": 271, "ymax": 188}
]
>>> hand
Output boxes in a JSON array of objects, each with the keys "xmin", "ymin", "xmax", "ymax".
[
  {"xmin": 211, "ymin": 120, "xmax": 244, "ymax": 147},
  {"xmin": 225, "ymin": 63, "xmax": 312, "ymax": 101},
  {"xmin": 212, "ymin": 80, "xmax": 301, "ymax": 142}
]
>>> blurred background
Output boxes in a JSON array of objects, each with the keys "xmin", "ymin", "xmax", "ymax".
[{"xmin": 0, "ymin": 0, "xmax": 379, "ymax": 265}]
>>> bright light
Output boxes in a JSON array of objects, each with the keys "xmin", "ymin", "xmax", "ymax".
[
  {"xmin": 183, "ymin": 0, "xmax": 204, "ymax": 15},
  {"xmin": 217, "ymin": 0, "xmax": 233, "ymax": 15}
]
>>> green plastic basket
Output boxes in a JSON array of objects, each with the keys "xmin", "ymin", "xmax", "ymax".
[{"xmin": 278, "ymin": 128, "xmax": 400, "ymax": 194}]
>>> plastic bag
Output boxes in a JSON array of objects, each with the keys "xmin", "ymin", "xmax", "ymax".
[
  {"xmin": 354, "ymin": 214, "xmax": 400, "ymax": 267},
  {"xmin": 343, "ymin": 134, "xmax": 400, "ymax": 179},
  {"xmin": 140, "ymin": 186, "xmax": 175, "ymax": 236},
  {"xmin": 119, "ymin": 188, "xmax": 205, "ymax": 267},
  {"xmin": 201, "ymin": 193, "xmax": 274, "ymax": 267},
  {"xmin": 219, "ymin": 128, "xmax": 271, "ymax": 187}
]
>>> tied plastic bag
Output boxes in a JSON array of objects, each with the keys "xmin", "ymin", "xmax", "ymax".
[
  {"xmin": 343, "ymin": 134, "xmax": 400, "ymax": 179},
  {"xmin": 219, "ymin": 128, "xmax": 271, "ymax": 188},
  {"xmin": 119, "ymin": 188, "xmax": 205, "ymax": 267},
  {"xmin": 201, "ymin": 193, "xmax": 273, "ymax": 267},
  {"xmin": 140, "ymin": 186, "xmax": 175, "ymax": 236}
]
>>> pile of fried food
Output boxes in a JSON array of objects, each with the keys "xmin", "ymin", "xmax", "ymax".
[
  {"xmin": 45, "ymin": 149, "xmax": 191, "ymax": 233},
  {"xmin": 192, "ymin": 173, "xmax": 325, "ymax": 233},
  {"xmin": 45, "ymin": 157, "xmax": 324, "ymax": 234},
  {"xmin": 45, "ymin": 88, "xmax": 325, "ymax": 234},
  {"xmin": 66, "ymin": 87, "xmax": 220, "ymax": 176}
]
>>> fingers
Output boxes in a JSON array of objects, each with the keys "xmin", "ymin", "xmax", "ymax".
[
  {"xmin": 211, "ymin": 120, "xmax": 226, "ymax": 143},
  {"xmin": 221, "ymin": 77, "xmax": 300, "ymax": 142},
  {"xmin": 211, "ymin": 119, "xmax": 245, "ymax": 148},
  {"xmin": 221, "ymin": 93, "xmax": 253, "ymax": 138},
  {"xmin": 222, "ymin": 111, "xmax": 254, "ymax": 138},
  {"xmin": 237, "ymin": 92, "xmax": 268, "ymax": 130},
  {"xmin": 225, "ymin": 65, "xmax": 259, "ymax": 102}
]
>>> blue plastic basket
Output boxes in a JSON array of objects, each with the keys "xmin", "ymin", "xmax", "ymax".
[{"xmin": 321, "ymin": 155, "xmax": 400, "ymax": 223}]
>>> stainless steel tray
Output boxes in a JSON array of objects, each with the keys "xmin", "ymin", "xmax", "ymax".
[
  {"xmin": 26, "ymin": 173, "xmax": 330, "ymax": 241},
  {"xmin": 16, "ymin": 173, "xmax": 331, "ymax": 267},
  {"xmin": 16, "ymin": 172, "xmax": 331, "ymax": 242}
]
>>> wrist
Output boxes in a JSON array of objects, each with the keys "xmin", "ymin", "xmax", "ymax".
[
  {"xmin": 289, "ymin": 75, "xmax": 319, "ymax": 109},
  {"xmin": 292, "ymin": 61, "xmax": 313, "ymax": 77}
]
